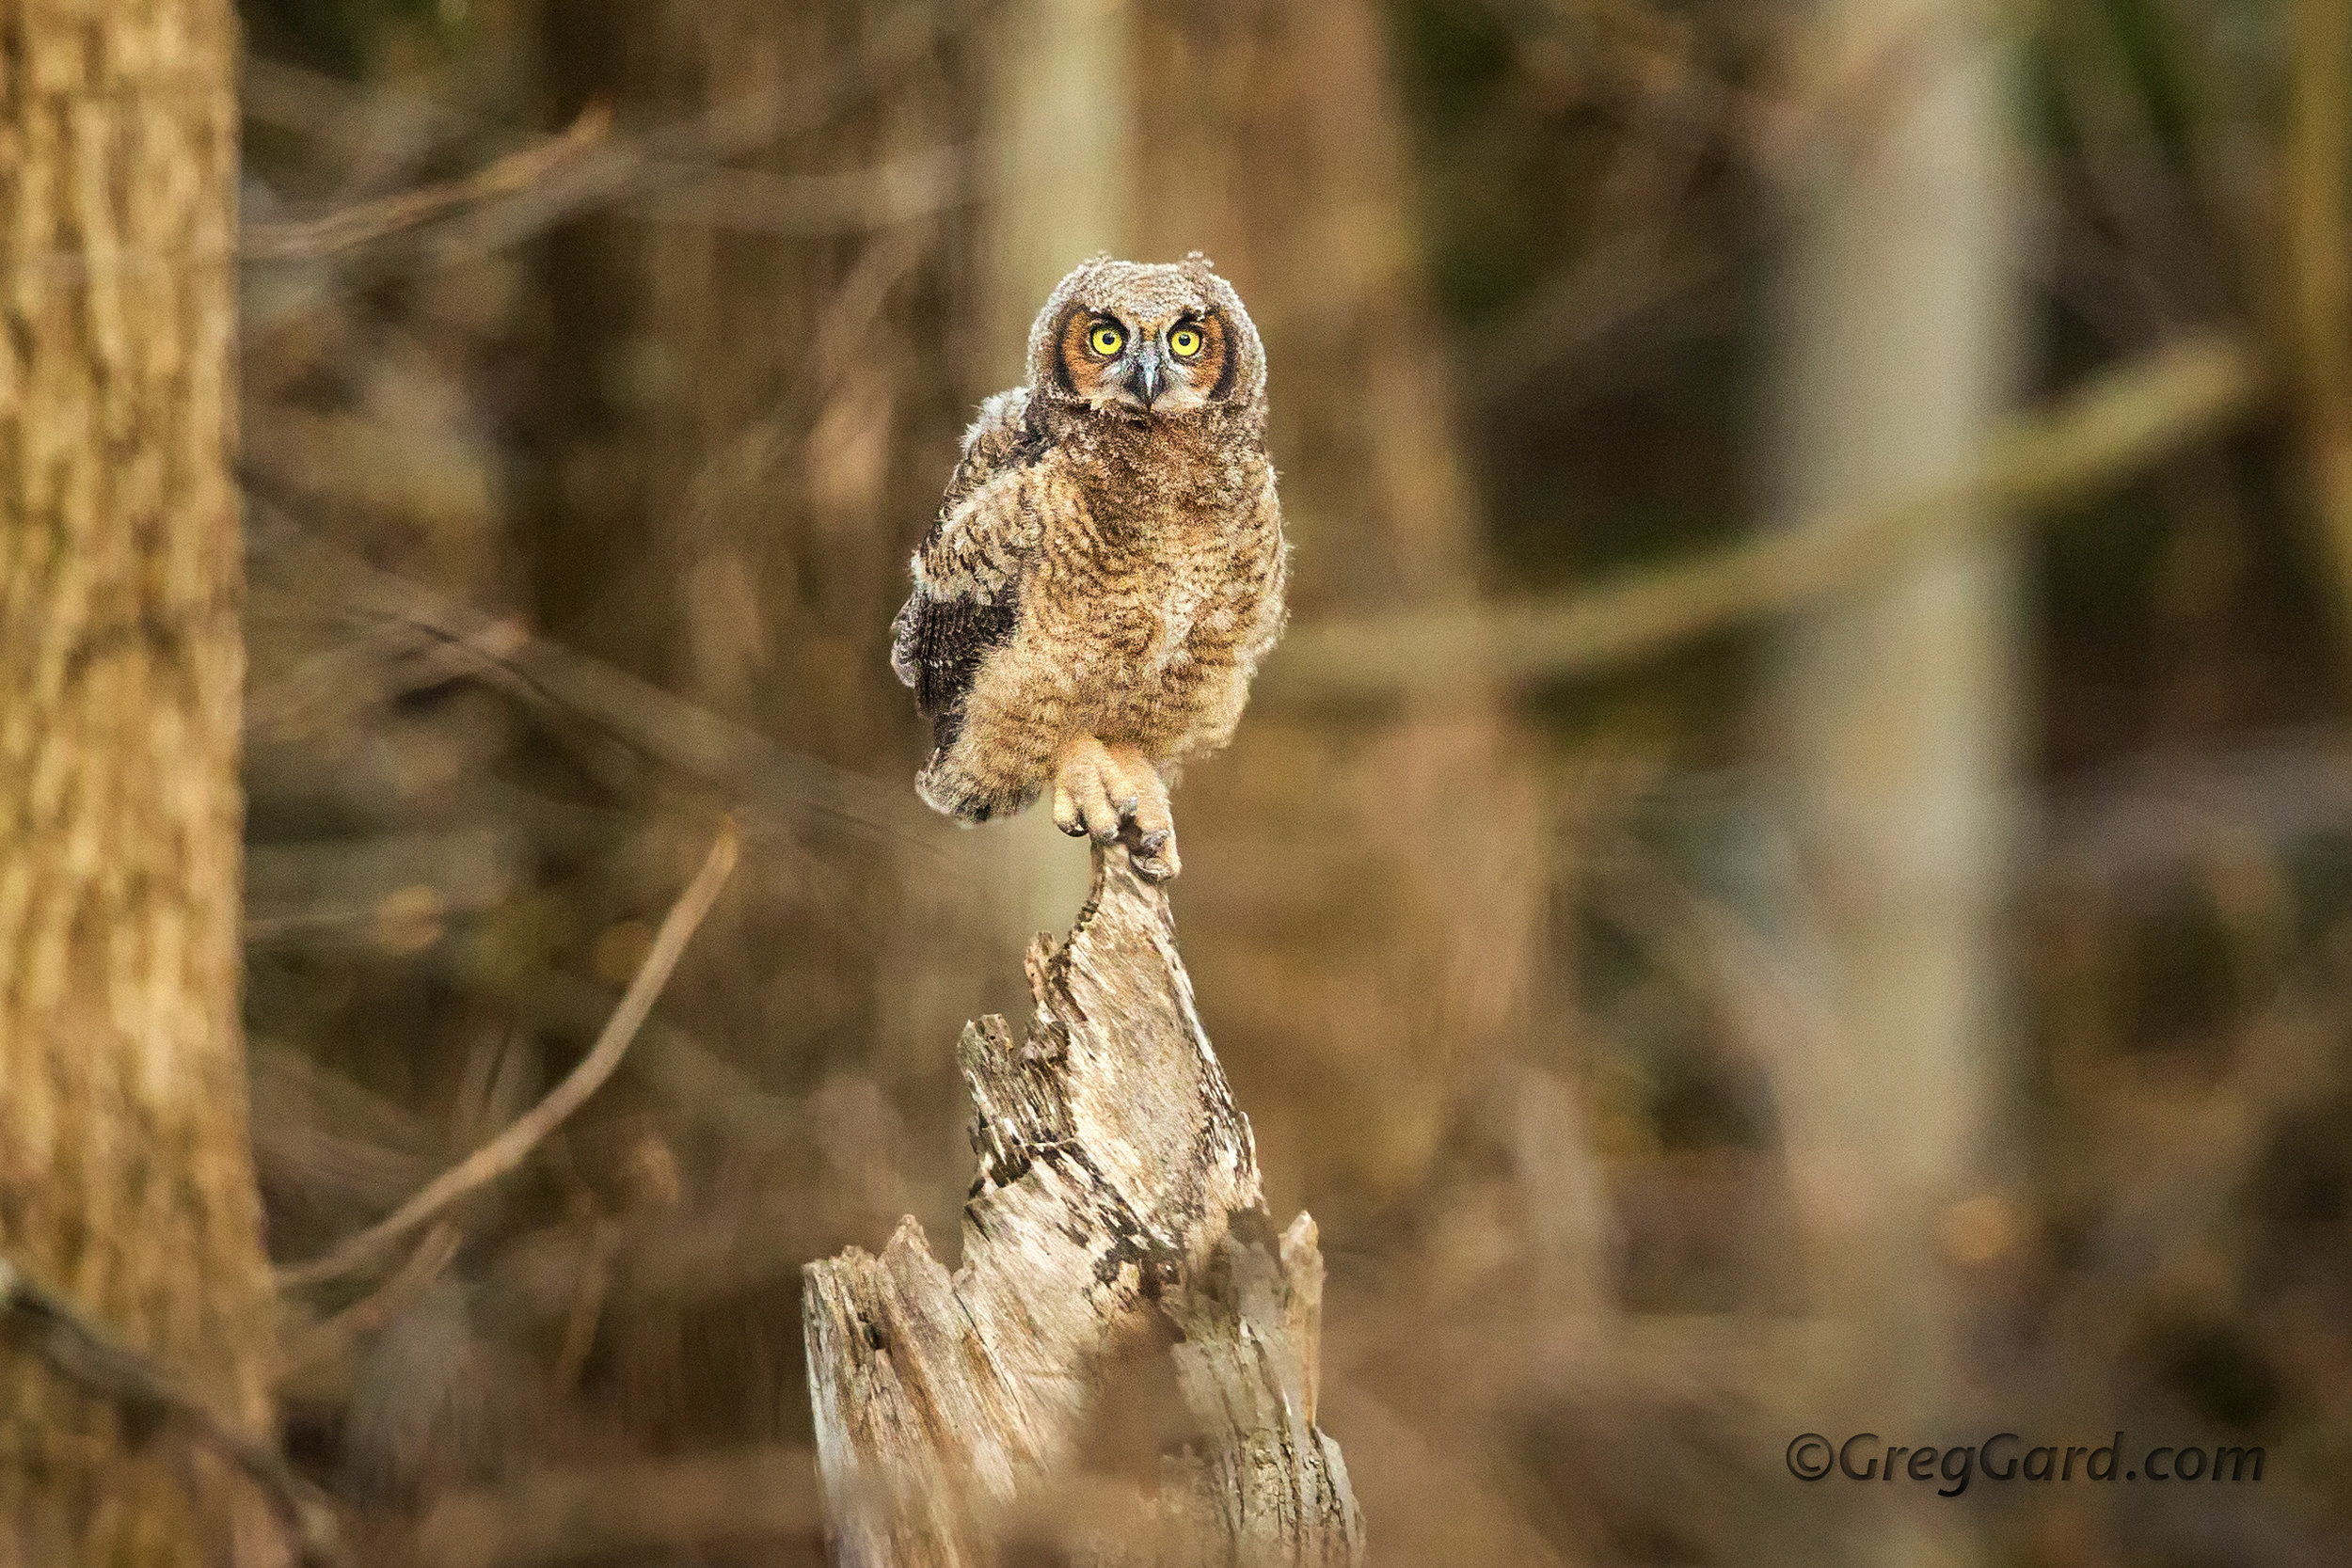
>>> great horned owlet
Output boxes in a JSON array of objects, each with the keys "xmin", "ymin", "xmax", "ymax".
[{"xmin": 890, "ymin": 255, "xmax": 1287, "ymax": 881}]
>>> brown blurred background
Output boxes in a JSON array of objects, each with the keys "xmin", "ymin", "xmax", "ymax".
[{"xmin": 226, "ymin": 0, "xmax": 2352, "ymax": 1561}]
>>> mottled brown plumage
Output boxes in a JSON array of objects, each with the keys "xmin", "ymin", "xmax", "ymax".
[{"xmin": 891, "ymin": 255, "xmax": 1286, "ymax": 879}]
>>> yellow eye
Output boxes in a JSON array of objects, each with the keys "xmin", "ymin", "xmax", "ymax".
[
  {"xmin": 1089, "ymin": 323, "xmax": 1125, "ymax": 356},
  {"xmin": 1168, "ymin": 325, "xmax": 1203, "ymax": 358}
]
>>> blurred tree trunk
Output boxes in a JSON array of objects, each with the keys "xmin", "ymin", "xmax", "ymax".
[
  {"xmin": 1121, "ymin": 20, "xmax": 1589, "ymax": 1558},
  {"xmin": 1764, "ymin": 2, "xmax": 2018, "ymax": 1562},
  {"xmin": 1129, "ymin": 0, "xmax": 1549, "ymax": 1239},
  {"xmin": 533, "ymin": 2, "xmax": 830, "ymax": 712},
  {"xmin": 981, "ymin": 0, "xmax": 1127, "ymax": 379},
  {"xmin": 977, "ymin": 0, "xmax": 1132, "ymax": 941},
  {"xmin": 533, "ymin": 4, "xmax": 968, "ymax": 767},
  {"xmin": 0, "ymin": 1, "xmax": 281, "ymax": 1562},
  {"xmin": 531, "ymin": 0, "xmax": 988, "ymax": 1449}
]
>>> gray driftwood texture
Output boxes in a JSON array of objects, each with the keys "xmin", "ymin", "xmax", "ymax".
[{"xmin": 803, "ymin": 847, "xmax": 1365, "ymax": 1566}]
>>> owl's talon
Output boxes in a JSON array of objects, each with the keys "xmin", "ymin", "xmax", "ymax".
[
  {"xmin": 1050, "ymin": 772, "xmax": 1093, "ymax": 837},
  {"xmin": 1099, "ymin": 742, "xmax": 1179, "ymax": 880},
  {"xmin": 1130, "ymin": 833, "xmax": 1180, "ymax": 881},
  {"xmin": 1127, "ymin": 825, "xmax": 1181, "ymax": 881},
  {"xmin": 1051, "ymin": 736, "xmax": 1124, "ymax": 845},
  {"xmin": 1052, "ymin": 736, "xmax": 1183, "ymax": 878}
]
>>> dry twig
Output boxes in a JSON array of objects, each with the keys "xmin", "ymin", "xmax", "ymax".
[
  {"xmin": 278, "ymin": 821, "xmax": 740, "ymax": 1290},
  {"xmin": 242, "ymin": 105, "xmax": 613, "ymax": 261},
  {"xmin": 246, "ymin": 508, "xmax": 942, "ymax": 848},
  {"xmin": 1269, "ymin": 334, "xmax": 2263, "ymax": 697},
  {"xmin": 277, "ymin": 1223, "xmax": 464, "ymax": 1382}
]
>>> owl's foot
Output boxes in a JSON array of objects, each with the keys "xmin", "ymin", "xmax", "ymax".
[{"xmin": 1050, "ymin": 736, "xmax": 1180, "ymax": 881}]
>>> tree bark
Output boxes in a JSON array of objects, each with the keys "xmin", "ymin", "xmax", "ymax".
[
  {"xmin": 803, "ymin": 847, "xmax": 1364, "ymax": 1566},
  {"xmin": 0, "ymin": 1, "xmax": 280, "ymax": 1561}
]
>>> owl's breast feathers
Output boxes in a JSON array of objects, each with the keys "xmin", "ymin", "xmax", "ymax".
[{"xmin": 894, "ymin": 391, "xmax": 1280, "ymax": 760}]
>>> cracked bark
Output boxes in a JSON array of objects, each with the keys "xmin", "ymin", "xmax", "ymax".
[
  {"xmin": 803, "ymin": 846, "xmax": 1364, "ymax": 1566},
  {"xmin": 0, "ymin": 1, "xmax": 281, "ymax": 1561}
]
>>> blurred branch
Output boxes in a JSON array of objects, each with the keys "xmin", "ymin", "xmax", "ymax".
[
  {"xmin": 242, "ymin": 55, "xmax": 469, "ymax": 146},
  {"xmin": 633, "ymin": 142, "xmax": 974, "ymax": 234},
  {"xmin": 0, "ymin": 1257, "xmax": 342, "ymax": 1563},
  {"xmin": 411, "ymin": 1446, "xmax": 819, "ymax": 1568},
  {"xmin": 244, "ymin": 824, "xmax": 525, "ymax": 947},
  {"xmin": 243, "ymin": 105, "xmax": 613, "ymax": 261},
  {"xmin": 442, "ymin": 0, "xmax": 961, "ymax": 255},
  {"xmin": 2042, "ymin": 0, "xmax": 2222, "ymax": 336},
  {"xmin": 245, "ymin": 110, "xmax": 964, "ymax": 262},
  {"xmin": 278, "ymin": 821, "xmax": 740, "ymax": 1290},
  {"xmin": 277, "ymin": 1223, "xmax": 462, "ymax": 1383},
  {"xmin": 246, "ymin": 0, "xmax": 980, "ymax": 322},
  {"xmin": 2135, "ymin": 0, "xmax": 2272, "ymax": 309},
  {"xmin": 249, "ymin": 1042, "xmax": 441, "ymax": 1240},
  {"xmin": 1465, "ymin": 221, "xmax": 1733, "ymax": 409},
  {"xmin": 1582, "ymin": 836, "xmax": 1835, "ymax": 1093},
  {"xmin": 1267, "ymin": 334, "xmax": 2264, "ymax": 697},
  {"xmin": 247, "ymin": 508, "xmax": 944, "ymax": 847},
  {"xmin": 2038, "ymin": 726, "xmax": 2352, "ymax": 894},
  {"xmin": 467, "ymin": 962, "xmax": 804, "ymax": 1150},
  {"xmin": 2286, "ymin": 0, "xmax": 2352, "ymax": 645}
]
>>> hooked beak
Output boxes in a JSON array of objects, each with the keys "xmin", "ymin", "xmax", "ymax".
[{"xmin": 1130, "ymin": 346, "xmax": 1164, "ymax": 409}]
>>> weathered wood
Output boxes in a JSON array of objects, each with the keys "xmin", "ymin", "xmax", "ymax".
[{"xmin": 803, "ymin": 847, "xmax": 1364, "ymax": 1566}]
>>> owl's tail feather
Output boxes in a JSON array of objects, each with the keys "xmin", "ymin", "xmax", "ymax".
[{"xmin": 914, "ymin": 747, "xmax": 1039, "ymax": 825}]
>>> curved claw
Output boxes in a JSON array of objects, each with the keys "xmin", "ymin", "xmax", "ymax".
[
  {"xmin": 1051, "ymin": 736, "xmax": 1182, "ymax": 879},
  {"xmin": 1050, "ymin": 737, "xmax": 1122, "ymax": 842},
  {"xmin": 1126, "ymin": 824, "xmax": 1181, "ymax": 882}
]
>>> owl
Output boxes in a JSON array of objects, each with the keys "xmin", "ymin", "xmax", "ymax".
[{"xmin": 890, "ymin": 255, "xmax": 1286, "ymax": 881}]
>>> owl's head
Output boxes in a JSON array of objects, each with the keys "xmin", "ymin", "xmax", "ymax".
[{"xmin": 1027, "ymin": 254, "xmax": 1266, "ymax": 421}]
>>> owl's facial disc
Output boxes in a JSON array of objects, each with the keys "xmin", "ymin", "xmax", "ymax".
[{"xmin": 1064, "ymin": 309, "xmax": 1224, "ymax": 416}]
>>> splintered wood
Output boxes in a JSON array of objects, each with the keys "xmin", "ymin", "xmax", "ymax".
[{"xmin": 803, "ymin": 847, "xmax": 1364, "ymax": 1566}]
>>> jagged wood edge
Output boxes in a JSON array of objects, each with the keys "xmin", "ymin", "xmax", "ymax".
[{"xmin": 803, "ymin": 847, "xmax": 1364, "ymax": 1566}]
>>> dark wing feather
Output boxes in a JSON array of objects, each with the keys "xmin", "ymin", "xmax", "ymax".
[{"xmin": 891, "ymin": 388, "xmax": 1047, "ymax": 744}]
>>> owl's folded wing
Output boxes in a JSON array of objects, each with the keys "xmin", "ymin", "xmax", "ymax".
[
  {"xmin": 936, "ymin": 388, "xmax": 1041, "ymax": 516},
  {"xmin": 892, "ymin": 389, "xmax": 1081, "ymax": 723},
  {"xmin": 1235, "ymin": 469, "xmax": 1290, "ymax": 673}
]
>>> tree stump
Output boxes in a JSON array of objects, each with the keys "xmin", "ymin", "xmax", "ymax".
[{"xmin": 803, "ymin": 847, "xmax": 1365, "ymax": 1566}]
